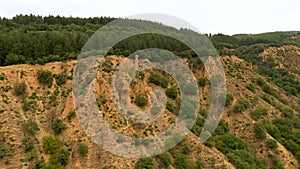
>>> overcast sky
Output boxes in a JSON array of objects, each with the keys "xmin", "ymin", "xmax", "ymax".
[{"xmin": 1, "ymin": 0, "xmax": 299, "ymax": 35}]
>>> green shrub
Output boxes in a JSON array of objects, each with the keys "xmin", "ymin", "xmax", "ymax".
[
  {"xmin": 268, "ymin": 153, "xmax": 284, "ymax": 169},
  {"xmin": 174, "ymin": 154, "xmax": 187, "ymax": 169},
  {"xmin": 261, "ymin": 94, "xmax": 273, "ymax": 104},
  {"xmin": 30, "ymin": 92, "xmax": 38, "ymax": 99},
  {"xmin": 22, "ymin": 99, "xmax": 37, "ymax": 111},
  {"xmin": 53, "ymin": 88, "xmax": 59, "ymax": 96},
  {"xmin": 199, "ymin": 109, "xmax": 208, "ymax": 117},
  {"xmin": 135, "ymin": 94, "xmax": 147, "ymax": 107},
  {"xmin": 148, "ymin": 72, "xmax": 169, "ymax": 88},
  {"xmin": 195, "ymin": 158, "xmax": 205, "ymax": 169},
  {"xmin": 54, "ymin": 73, "xmax": 67, "ymax": 86},
  {"xmin": 166, "ymin": 87, "xmax": 178, "ymax": 99},
  {"xmin": 266, "ymin": 139, "xmax": 278, "ymax": 149},
  {"xmin": 42, "ymin": 136, "xmax": 61, "ymax": 154},
  {"xmin": 283, "ymin": 139, "xmax": 300, "ymax": 155},
  {"xmin": 34, "ymin": 159, "xmax": 47, "ymax": 169},
  {"xmin": 233, "ymin": 104, "xmax": 246, "ymax": 113},
  {"xmin": 256, "ymin": 78, "xmax": 265, "ymax": 87},
  {"xmin": 233, "ymin": 98, "xmax": 250, "ymax": 113},
  {"xmin": 50, "ymin": 149, "xmax": 69, "ymax": 166},
  {"xmin": 246, "ymin": 83, "xmax": 256, "ymax": 92},
  {"xmin": 51, "ymin": 119, "xmax": 66, "ymax": 135},
  {"xmin": 78, "ymin": 143, "xmax": 88, "ymax": 156},
  {"xmin": 22, "ymin": 118, "xmax": 39, "ymax": 134},
  {"xmin": 250, "ymin": 108, "xmax": 268, "ymax": 120},
  {"xmin": 135, "ymin": 157, "xmax": 154, "ymax": 169},
  {"xmin": 293, "ymin": 118, "xmax": 300, "ymax": 129},
  {"xmin": 67, "ymin": 111, "xmax": 76, "ymax": 121},
  {"xmin": 225, "ymin": 93, "xmax": 234, "ymax": 107},
  {"xmin": 281, "ymin": 108, "xmax": 293, "ymax": 119},
  {"xmin": 254, "ymin": 123, "xmax": 266, "ymax": 140},
  {"xmin": 14, "ymin": 82, "xmax": 27, "ymax": 96},
  {"xmin": 198, "ymin": 77, "xmax": 207, "ymax": 87},
  {"xmin": 2, "ymin": 86, "xmax": 11, "ymax": 92},
  {"xmin": 157, "ymin": 152, "xmax": 172, "ymax": 168},
  {"xmin": 192, "ymin": 117, "xmax": 205, "ymax": 135},
  {"xmin": 227, "ymin": 149, "xmax": 267, "ymax": 169},
  {"xmin": 213, "ymin": 120, "xmax": 229, "ymax": 135},
  {"xmin": 37, "ymin": 70, "xmax": 53, "ymax": 87},
  {"xmin": 0, "ymin": 73, "xmax": 4, "ymax": 81},
  {"xmin": 22, "ymin": 137, "xmax": 34, "ymax": 152},
  {"xmin": 214, "ymin": 134, "xmax": 249, "ymax": 154},
  {"xmin": 166, "ymin": 101, "xmax": 176, "ymax": 113}
]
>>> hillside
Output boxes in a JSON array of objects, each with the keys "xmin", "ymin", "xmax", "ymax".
[
  {"xmin": 0, "ymin": 14, "xmax": 300, "ymax": 169},
  {"xmin": 0, "ymin": 43, "xmax": 299, "ymax": 168}
]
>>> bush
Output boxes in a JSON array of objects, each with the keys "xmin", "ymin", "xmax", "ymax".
[
  {"xmin": 233, "ymin": 104, "xmax": 246, "ymax": 113},
  {"xmin": 266, "ymin": 139, "xmax": 278, "ymax": 149},
  {"xmin": 148, "ymin": 72, "xmax": 169, "ymax": 88},
  {"xmin": 22, "ymin": 137, "xmax": 34, "ymax": 152},
  {"xmin": 14, "ymin": 82, "xmax": 27, "ymax": 96},
  {"xmin": 198, "ymin": 77, "xmax": 207, "ymax": 87},
  {"xmin": 22, "ymin": 118, "xmax": 39, "ymax": 134},
  {"xmin": 135, "ymin": 157, "xmax": 154, "ymax": 169},
  {"xmin": 283, "ymin": 139, "xmax": 300, "ymax": 155},
  {"xmin": 157, "ymin": 152, "xmax": 172, "ymax": 168},
  {"xmin": 166, "ymin": 101, "xmax": 176, "ymax": 113},
  {"xmin": 67, "ymin": 111, "xmax": 76, "ymax": 121},
  {"xmin": 50, "ymin": 149, "xmax": 69, "ymax": 166},
  {"xmin": 246, "ymin": 83, "xmax": 256, "ymax": 92},
  {"xmin": 225, "ymin": 93, "xmax": 234, "ymax": 107},
  {"xmin": 256, "ymin": 78, "xmax": 265, "ymax": 87},
  {"xmin": 281, "ymin": 108, "xmax": 293, "ymax": 119},
  {"xmin": 227, "ymin": 149, "xmax": 267, "ymax": 169},
  {"xmin": 293, "ymin": 118, "xmax": 300, "ymax": 129},
  {"xmin": 135, "ymin": 94, "xmax": 147, "ymax": 107},
  {"xmin": 30, "ymin": 92, "xmax": 38, "ymax": 99},
  {"xmin": 78, "ymin": 143, "xmax": 88, "ymax": 156},
  {"xmin": 0, "ymin": 73, "xmax": 4, "ymax": 81},
  {"xmin": 233, "ymin": 98, "xmax": 250, "ymax": 113},
  {"xmin": 174, "ymin": 154, "xmax": 187, "ymax": 169},
  {"xmin": 22, "ymin": 99, "xmax": 37, "ymax": 111},
  {"xmin": 254, "ymin": 123, "xmax": 266, "ymax": 140},
  {"xmin": 261, "ymin": 94, "xmax": 273, "ymax": 104},
  {"xmin": 43, "ymin": 136, "xmax": 61, "ymax": 154},
  {"xmin": 51, "ymin": 119, "xmax": 66, "ymax": 135},
  {"xmin": 199, "ymin": 109, "xmax": 208, "ymax": 117},
  {"xmin": 54, "ymin": 73, "xmax": 67, "ymax": 86},
  {"xmin": 166, "ymin": 87, "xmax": 178, "ymax": 99},
  {"xmin": 214, "ymin": 134, "xmax": 249, "ymax": 154},
  {"xmin": 37, "ymin": 70, "xmax": 53, "ymax": 87},
  {"xmin": 250, "ymin": 108, "xmax": 268, "ymax": 120}
]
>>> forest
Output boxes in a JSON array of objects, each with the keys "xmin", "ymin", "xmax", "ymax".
[
  {"xmin": 0, "ymin": 14, "xmax": 300, "ymax": 169},
  {"xmin": 1, "ymin": 14, "xmax": 299, "ymax": 98},
  {"xmin": 1, "ymin": 14, "xmax": 300, "ymax": 66}
]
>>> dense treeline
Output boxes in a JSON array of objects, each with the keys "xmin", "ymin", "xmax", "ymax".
[
  {"xmin": 210, "ymin": 31, "xmax": 300, "ymax": 53},
  {"xmin": 1, "ymin": 14, "xmax": 115, "ymax": 27},
  {"xmin": 0, "ymin": 14, "xmax": 116, "ymax": 65},
  {"xmin": 1, "ymin": 14, "xmax": 300, "ymax": 67},
  {"xmin": 0, "ymin": 15, "xmax": 299, "ymax": 98}
]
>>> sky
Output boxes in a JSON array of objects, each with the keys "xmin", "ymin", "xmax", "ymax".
[{"xmin": 1, "ymin": 0, "xmax": 299, "ymax": 35}]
